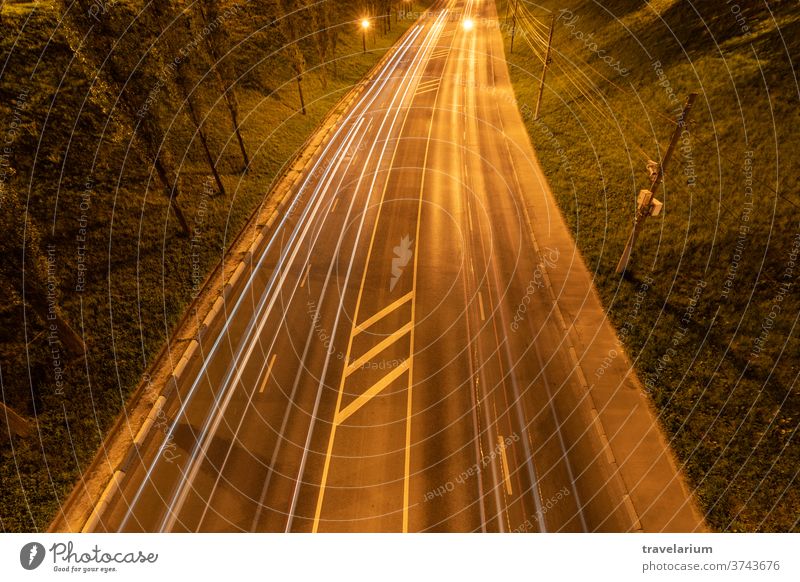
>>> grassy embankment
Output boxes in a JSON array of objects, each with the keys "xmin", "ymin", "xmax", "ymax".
[
  {"xmin": 497, "ymin": 0, "xmax": 799, "ymax": 531},
  {"xmin": 0, "ymin": 0, "xmax": 425, "ymax": 531}
]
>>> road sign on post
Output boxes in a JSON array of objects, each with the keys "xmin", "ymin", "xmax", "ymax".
[{"xmin": 615, "ymin": 93, "xmax": 698, "ymax": 274}]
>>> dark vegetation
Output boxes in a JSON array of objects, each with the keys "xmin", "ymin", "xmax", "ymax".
[
  {"xmin": 0, "ymin": 0, "xmax": 420, "ymax": 531},
  {"xmin": 499, "ymin": 0, "xmax": 799, "ymax": 531}
]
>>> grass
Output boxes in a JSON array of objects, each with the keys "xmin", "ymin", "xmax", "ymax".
[
  {"xmin": 497, "ymin": 0, "xmax": 799, "ymax": 531},
  {"xmin": 0, "ymin": 2, "xmax": 426, "ymax": 531}
]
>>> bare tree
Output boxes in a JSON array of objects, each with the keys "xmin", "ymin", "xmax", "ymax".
[
  {"xmin": 197, "ymin": 0, "xmax": 251, "ymax": 172},
  {"xmin": 0, "ymin": 170, "xmax": 85, "ymax": 357},
  {"xmin": 56, "ymin": 0, "xmax": 192, "ymax": 235},
  {"xmin": 278, "ymin": 0, "xmax": 309, "ymax": 115}
]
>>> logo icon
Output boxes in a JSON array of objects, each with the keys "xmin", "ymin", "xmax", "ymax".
[
  {"xmin": 390, "ymin": 235, "xmax": 414, "ymax": 291},
  {"xmin": 20, "ymin": 542, "xmax": 46, "ymax": 570}
]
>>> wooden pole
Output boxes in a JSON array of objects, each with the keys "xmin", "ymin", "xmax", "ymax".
[
  {"xmin": 533, "ymin": 14, "xmax": 555, "ymax": 121},
  {"xmin": 616, "ymin": 93, "xmax": 698, "ymax": 274}
]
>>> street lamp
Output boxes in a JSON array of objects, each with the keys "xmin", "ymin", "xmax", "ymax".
[
  {"xmin": 361, "ymin": 18, "xmax": 370, "ymax": 53},
  {"xmin": 462, "ymin": 18, "xmax": 475, "ymax": 31}
]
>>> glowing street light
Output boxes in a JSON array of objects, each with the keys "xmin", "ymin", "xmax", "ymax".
[
  {"xmin": 462, "ymin": 18, "xmax": 475, "ymax": 31},
  {"xmin": 361, "ymin": 18, "xmax": 370, "ymax": 53}
]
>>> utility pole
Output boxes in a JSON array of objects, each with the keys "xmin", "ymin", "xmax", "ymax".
[
  {"xmin": 533, "ymin": 14, "xmax": 555, "ymax": 121},
  {"xmin": 615, "ymin": 93, "xmax": 698, "ymax": 274},
  {"xmin": 510, "ymin": 0, "xmax": 519, "ymax": 53}
]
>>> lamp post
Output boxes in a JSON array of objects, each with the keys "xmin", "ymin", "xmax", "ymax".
[{"xmin": 361, "ymin": 18, "xmax": 370, "ymax": 53}]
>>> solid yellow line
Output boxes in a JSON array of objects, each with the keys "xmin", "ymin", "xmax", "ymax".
[
  {"xmin": 345, "ymin": 321, "xmax": 412, "ymax": 376},
  {"xmin": 335, "ymin": 360, "xmax": 410, "ymax": 425},
  {"xmin": 330, "ymin": 197, "xmax": 339, "ymax": 213},
  {"xmin": 499, "ymin": 435, "xmax": 513, "ymax": 496},
  {"xmin": 313, "ymin": 16, "xmax": 444, "ymax": 534},
  {"xmin": 300, "ymin": 263, "xmax": 310, "ymax": 288},
  {"xmin": 258, "ymin": 354, "xmax": 277, "ymax": 394},
  {"xmin": 402, "ymin": 17, "xmax": 455, "ymax": 533},
  {"xmin": 478, "ymin": 291, "xmax": 486, "ymax": 321},
  {"xmin": 354, "ymin": 291, "xmax": 414, "ymax": 335}
]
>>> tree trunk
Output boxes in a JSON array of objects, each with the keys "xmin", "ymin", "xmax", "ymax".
[
  {"xmin": 222, "ymin": 85, "xmax": 250, "ymax": 173},
  {"xmin": 297, "ymin": 76, "xmax": 307, "ymax": 115},
  {"xmin": 186, "ymin": 96, "xmax": 226, "ymax": 196},
  {"xmin": 154, "ymin": 157, "xmax": 191, "ymax": 235},
  {"xmin": 0, "ymin": 402, "xmax": 31, "ymax": 441},
  {"xmin": 24, "ymin": 287, "xmax": 87, "ymax": 357}
]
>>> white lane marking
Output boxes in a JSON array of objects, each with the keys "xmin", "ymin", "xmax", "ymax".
[
  {"xmin": 300, "ymin": 263, "xmax": 311, "ymax": 288},
  {"xmin": 120, "ymin": 25, "xmax": 425, "ymax": 530},
  {"xmin": 258, "ymin": 355, "xmax": 277, "ymax": 394}
]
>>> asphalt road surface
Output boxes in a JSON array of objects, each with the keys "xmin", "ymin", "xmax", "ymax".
[{"xmin": 97, "ymin": 0, "xmax": 703, "ymax": 533}]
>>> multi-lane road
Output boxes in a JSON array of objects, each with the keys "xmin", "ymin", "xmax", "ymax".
[{"xmin": 92, "ymin": 0, "xmax": 705, "ymax": 533}]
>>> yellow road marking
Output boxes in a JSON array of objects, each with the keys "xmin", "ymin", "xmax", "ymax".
[
  {"xmin": 300, "ymin": 263, "xmax": 310, "ymax": 288},
  {"xmin": 478, "ymin": 291, "xmax": 486, "ymax": 321},
  {"xmin": 330, "ymin": 197, "xmax": 339, "ymax": 213},
  {"xmin": 258, "ymin": 354, "xmax": 277, "ymax": 394},
  {"xmin": 312, "ymin": 26, "xmax": 434, "ymax": 533},
  {"xmin": 335, "ymin": 359, "xmax": 410, "ymax": 425},
  {"xmin": 402, "ymin": 17, "xmax": 455, "ymax": 534},
  {"xmin": 353, "ymin": 291, "xmax": 414, "ymax": 335},
  {"xmin": 354, "ymin": 291, "xmax": 414, "ymax": 335},
  {"xmin": 417, "ymin": 78, "xmax": 440, "ymax": 89},
  {"xmin": 313, "ymin": 14, "xmax": 452, "ymax": 534},
  {"xmin": 345, "ymin": 321, "xmax": 413, "ymax": 376},
  {"xmin": 498, "ymin": 435, "xmax": 513, "ymax": 496}
]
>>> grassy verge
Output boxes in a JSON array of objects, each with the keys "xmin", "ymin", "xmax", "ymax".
[
  {"xmin": 497, "ymin": 0, "xmax": 799, "ymax": 531},
  {"xmin": 0, "ymin": 2, "xmax": 426, "ymax": 531}
]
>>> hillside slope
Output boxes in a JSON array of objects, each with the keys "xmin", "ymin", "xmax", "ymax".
[
  {"xmin": 0, "ymin": 0, "xmax": 424, "ymax": 531},
  {"xmin": 500, "ymin": 0, "xmax": 799, "ymax": 531}
]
